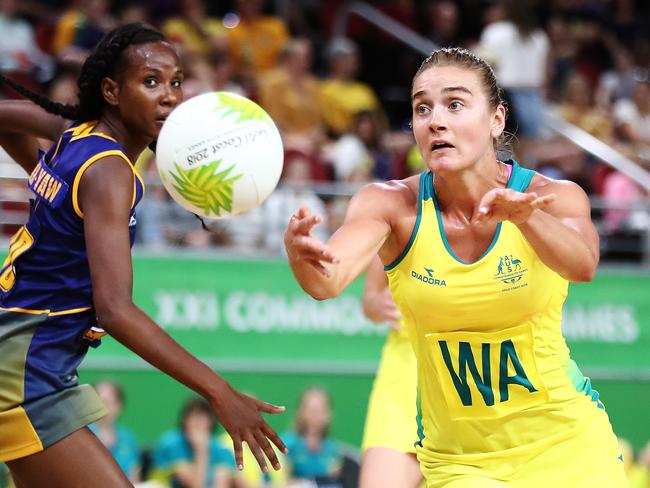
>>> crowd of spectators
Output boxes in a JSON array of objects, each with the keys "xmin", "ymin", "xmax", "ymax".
[
  {"xmin": 0, "ymin": 383, "xmax": 357, "ymax": 488},
  {"xmin": 0, "ymin": 0, "xmax": 648, "ymax": 258}
]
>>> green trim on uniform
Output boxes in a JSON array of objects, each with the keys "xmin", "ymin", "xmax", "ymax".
[
  {"xmin": 384, "ymin": 171, "xmax": 428, "ymax": 271},
  {"xmin": 0, "ymin": 311, "xmax": 47, "ymax": 411}
]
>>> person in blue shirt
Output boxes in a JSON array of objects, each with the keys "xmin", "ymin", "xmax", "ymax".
[
  {"xmin": 89, "ymin": 381, "xmax": 141, "ymax": 482},
  {"xmin": 282, "ymin": 388, "xmax": 343, "ymax": 484},
  {"xmin": 152, "ymin": 397, "xmax": 236, "ymax": 488},
  {"xmin": 0, "ymin": 22, "xmax": 285, "ymax": 487}
]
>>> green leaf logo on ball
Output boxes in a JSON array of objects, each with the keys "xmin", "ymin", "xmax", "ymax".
[
  {"xmin": 171, "ymin": 160, "xmax": 242, "ymax": 216},
  {"xmin": 213, "ymin": 92, "xmax": 271, "ymax": 123}
]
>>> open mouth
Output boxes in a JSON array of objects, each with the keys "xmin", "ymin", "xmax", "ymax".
[{"xmin": 432, "ymin": 142, "xmax": 454, "ymax": 151}]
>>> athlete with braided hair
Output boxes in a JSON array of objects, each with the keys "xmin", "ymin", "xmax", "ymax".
[{"xmin": 0, "ymin": 23, "xmax": 286, "ymax": 487}]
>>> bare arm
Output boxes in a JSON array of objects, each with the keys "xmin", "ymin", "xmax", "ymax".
[
  {"xmin": 79, "ymin": 157, "xmax": 286, "ymax": 472},
  {"xmin": 362, "ymin": 255, "xmax": 401, "ymax": 329},
  {"xmin": 0, "ymin": 100, "xmax": 68, "ymax": 173},
  {"xmin": 516, "ymin": 179, "xmax": 599, "ymax": 282},
  {"xmin": 476, "ymin": 177, "xmax": 599, "ymax": 282},
  {"xmin": 284, "ymin": 183, "xmax": 394, "ymax": 300}
]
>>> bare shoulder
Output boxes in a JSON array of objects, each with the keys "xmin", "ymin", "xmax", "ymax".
[
  {"xmin": 528, "ymin": 173, "xmax": 591, "ymax": 216},
  {"xmin": 348, "ymin": 174, "xmax": 420, "ymax": 218},
  {"xmin": 354, "ymin": 174, "xmax": 420, "ymax": 204}
]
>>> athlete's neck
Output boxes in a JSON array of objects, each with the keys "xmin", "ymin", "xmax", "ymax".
[
  {"xmin": 434, "ymin": 158, "xmax": 509, "ymax": 223},
  {"xmin": 94, "ymin": 115, "xmax": 149, "ymax": 162}
]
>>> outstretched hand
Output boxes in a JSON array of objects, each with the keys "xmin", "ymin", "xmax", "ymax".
[
  {"xmin": 475, "ymin": 189, "xmax": 556, "ymax": 226},
  {"xmin": 364, "ymin": 287, "xmax": 402, "ymax": 331},
  {"xmin": 284, "ymin": 207, "xmax": 339, "ymax": 277},
  {"xmin": 211, "ymin": 384, "xmax": 287, "ymax": 473}
]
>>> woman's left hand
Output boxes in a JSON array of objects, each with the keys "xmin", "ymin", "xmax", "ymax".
[{"xmin": 475, "ymin": 189, "xmax": 556, "ymax": 225}]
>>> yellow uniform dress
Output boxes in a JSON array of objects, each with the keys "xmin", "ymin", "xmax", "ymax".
[
  {"xmin": 361, "ymin": 325, "xmax": 418, "ymax": 454},
  {"xmin": 385, "ymin": 162, "xmax": 628, "ymax": 487}
]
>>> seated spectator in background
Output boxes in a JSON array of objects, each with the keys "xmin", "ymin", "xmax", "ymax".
[
  {"xmin": 614, "ymin": 77, "xmax": 650, "ymax": 157},
  {"xmin": 0, "ymin": 0, "xmax": 54, "ymax": 92},
  {"xmin": 90, "ymin": 381, "xmax": 141, "ymax": 483},
  {"xmin": 602, "ymin": 77, "xmax": 650, "ymax": 233},
  {"xmin": 152, "ymin": 397, "xmax": 236, "ymax": 488},
  {"xmin": 225, "ymin": 0, "xmax": 289, "ymax": 89},
  {"xmin": 423, "ymin": 0, "xmax": 462, "ymax": 47},
  {"xmin": 479, "ymin": 0, "xmax": 549, "ymax": 162},
  {"xmin": 218, "ymin": 149, "xmax": 329, "ymax": 254},
  {"xmin": 50, "ymin": 0, "xmax": 116, "ymax": 68},
  {"xmin": 258, "ymin": 38, "xmax": 325, "ymax": 153},
  {"xmin": 283, "ymin": 388, "xmax": 344, "ymax": 487},
  {"xmin": 628, "ymin": 440, "xmax": 650, "ymax": 488},
  {"xmin": 319, "ymin": 37, "xmax": 381, "ymax": 137},
  {"xmin": 325, "ymin": 110, "xmax": 393, "ymax": 182},
  {"xmin": 536, "ymin": 72, "xmax": 615, "ymax": 190},
  {"xmin": 208, "ymin": 49, "xmax": 245, "ymax": 96},
  {"xmin": 596, "ymin": 46, "xmax": 641, "ymax": 110},
  {"xmin": 162, "ymin": 0, "xmax": 227, "ymax": 59}
]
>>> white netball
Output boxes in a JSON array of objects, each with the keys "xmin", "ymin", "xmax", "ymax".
[{"xmin": 155, "ymin": 91, "xmax": 284, "ymax": 218}]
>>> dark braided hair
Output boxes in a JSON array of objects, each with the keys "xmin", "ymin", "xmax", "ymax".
[{"xmin": 0, "ymin": 23, "xmax": 166, "ymax": 122}]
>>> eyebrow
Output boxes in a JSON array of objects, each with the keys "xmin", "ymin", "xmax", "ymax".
[{"xmin": 411, "ymin": 85, "xmax": 473, "ymax": 100}]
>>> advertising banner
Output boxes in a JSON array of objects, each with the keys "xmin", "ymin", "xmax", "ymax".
[{"xmin": 87, "ymin": 254, "xmax": 650, "ymax": 379}]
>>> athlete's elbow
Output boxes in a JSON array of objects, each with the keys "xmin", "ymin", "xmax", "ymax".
[
  {"xmin": 305, "ymin": 285, "xmax": 341, "ymax": 301},
  {"xmin": 567, "ymin": 259, "xmax": 598, "ymax": 283},
  {"xmin": 94, "ymin": 298, "xmax": 134, "ymax": 330}
]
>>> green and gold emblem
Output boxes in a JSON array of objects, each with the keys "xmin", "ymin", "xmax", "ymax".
[{"xmin": 170, "ymin": 160, "xmax": 242, "ymax": 216}]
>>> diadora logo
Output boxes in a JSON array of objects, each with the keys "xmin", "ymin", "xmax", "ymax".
[
  {"xmin": 493, "ymin": 254, "xmax": 528, "ymax": 290},
  {"xmin": 411, "ymin": 267, "xmax": 447, "ymax": 286},
  {"xmin": 129, "ymin": 214, "xmax": 137, "ymax": 227}
]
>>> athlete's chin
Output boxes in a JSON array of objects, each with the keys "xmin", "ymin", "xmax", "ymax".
[{"xmin": 427, "ymin": 155, "xmax": 463, "ymax": 173}]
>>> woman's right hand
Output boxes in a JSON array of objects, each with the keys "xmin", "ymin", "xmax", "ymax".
[
  {"xmin": 284, "ymin": 207, "xmax": 339, "ymax": 277},
  {"xmin": 210, "ymin": 383, "xmax": 287, "ymax": 473}
]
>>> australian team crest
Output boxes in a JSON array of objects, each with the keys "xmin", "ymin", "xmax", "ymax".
[{"xmin": 493, "ymin": 254, "xmax": 528, "ymax": 289}]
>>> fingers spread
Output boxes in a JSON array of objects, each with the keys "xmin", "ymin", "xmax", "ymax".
[
  {"xmin": 255, "ymin": 398, "xmax": 286, "ymax": 414},
  {"xmin": 254, "ymin": 429, "xmax": 281, "ymax": 471},
  {"xmin": 263, "ymin": 422, "xmax": 289, "ymax": 455},
  {"xmin": 231, "ymin": 435, "xmax": 244, "ymax": 471},
  {"xmin": 244, "ymin": 435, "xmax": 269, "ymax": 473}
]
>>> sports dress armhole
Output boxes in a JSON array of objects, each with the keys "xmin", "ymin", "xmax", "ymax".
[
  {"xmin": 384, "ymin": 171, "xmax": 429, "ymax": 271},
  {"xmin": 72, "ymin": 150, "xmax": 135, "ymax": 218},
  {"xmin": 506, "ymin": 160, "xmax": 536, "ymax": 192}
]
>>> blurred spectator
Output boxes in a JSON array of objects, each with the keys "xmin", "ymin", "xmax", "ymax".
[
  {"xmin": 51, "ymin": 0, "xmax": 115, "ymax": 68},
  {"xmin": 207, "ymin": 49, "xmax": 245, "ymax": 95},
  {"xmin": 614, "ymin": 78, "xmax": 650, "ymax": 155},
  {"xmin": 596, "ymin": 46, "xmax": 642, "ymax": 109},
  {"xmin": 319, "ymin": 37, "xmax": 381, "ymax": 137},
  {"xmin": 151, "ymin": 397, "xmax": 236, "ymax": 488},
  {"xmin": 258, "ymin": 38, "xmax": 325, "ymax": 153},
  {"xmin": 225, "ymin": 0, "xmax": 289, "ymax": 87},
  {"xmin": 561, "ymin": 73, "xmax": 614, "ymax": 143},
  {"xmin": 162, "ymin": 0, "xmax": 227, "ymax": 59},
  {"xmin": 423, "ymin": 0, "xmax": 462, "ymax": 47},
  {"xmin": 0, "ymin": 0, "xmax": 54, "ymax": 92},
  {"xmin": 219, "ymin": 150, "xmax": 329, "ymax": 254},
  {"xmin": 89, "ymin": 381, "xmax": 141, "ymax": 483},
  {"xmin": 283, "ymin": 388, "xmax": 344, "ymax": 487},
  {"xmin": 325, "ymin": 110, "xmax": 393, "ymax": 182},
  {"xmin": 479, "ymin": 0, "xmax": 549, "ymax": 162},
  {"xmin": 628, "ymin": 440, "xmax": 650, "ymax": 488},
  {"xmin": 545, "ymin": 14, "xmax": 577, "ymax": 103}
]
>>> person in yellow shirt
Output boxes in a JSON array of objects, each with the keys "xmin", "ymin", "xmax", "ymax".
[
  {"xmin": 162, "ymin": 0, "xmax": 227, "ymax": 58},
  {"xmin": 360, "ymin": 255, "xmax": 423, "ymax": 488},
  {"xmin": 319, "ymin": 38, "xmax": 381, "ymax": 136},
  {"xmin": 225, "ymin": 0, "xmax": 289, "ymax": 81},
  {"xmin": 258, "ymin": 38, "xmax": 324, "ymax": 152},
  {"xmin": 284, "ymin": 47, "xmax": 628, "ymax": 487}
]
